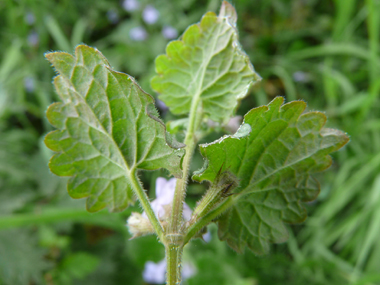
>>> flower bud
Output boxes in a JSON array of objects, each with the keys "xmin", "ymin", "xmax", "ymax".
[{"xmin": 127, "ymin": 212, "xmax": 155, "ymax": 238}]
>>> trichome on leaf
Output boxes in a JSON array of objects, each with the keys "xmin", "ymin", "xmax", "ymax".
[
  {"xmin": 193, "ymin": 97, "xmax": 349, "ymax": 254},
  {"xmin": 44, "ymin": 46, "xmax": 185, "ymax": 212},
  {"xmin": 44, "ymin": 1, "xmax": 349, "ymax": 284}
]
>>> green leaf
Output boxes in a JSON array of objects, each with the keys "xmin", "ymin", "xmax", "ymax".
[
  {"xmin": 151, "ymin": 1, "xmax": 261, "ymax": 123},
  {"xmin": 45, "ymin": 45, "xmax": 185, "ymax": 212},
  {"xmin": 193, "ymin": 97, "xmax": 349, "ymax": 254}
]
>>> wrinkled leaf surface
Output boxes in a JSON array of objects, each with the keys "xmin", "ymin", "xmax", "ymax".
[
  {"xmin": 45, "ymin": 45, "xmax": 184, "ymax": 212},
  {"xmin": 193, "ymin": 97, "xmax": 349, "ymax": 254}
]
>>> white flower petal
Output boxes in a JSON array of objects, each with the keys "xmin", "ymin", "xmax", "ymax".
[
  {"xmin": 183, "ymin": 203, "xmax": 193, "ymax": 222},
  {"xmin": 156, "ymin": 177, "xmax": 176, "ymax": 205},
  {"xmin": 182, "ymin": 262, "xmax": 196, "ymax": 280},
  {"xmin": 143, "ymin": 177, "xmax": 193, "ymax": 222},
  {"xmin": 143, "ymin": 259, "xmax": 166, "ymax": 284},
  {"xmin": 142, "ymin": 199, "xmax": 165, "ymax": 219},
  {"xmin": 155, "ymin": 177, "xmax": 169, "ymax": 198}
]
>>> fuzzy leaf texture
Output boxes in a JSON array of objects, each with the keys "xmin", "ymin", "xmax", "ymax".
[
  {"xmin": 193, "ymin": 97, "xmax": 349, "ymax": 254},
  {"xmin": 151, "ymin": 1, "xmax": 261, "ymax": 123},
  {"xmin": 45, "ymin": 45, "xmax": 185, "ymax": 212}
]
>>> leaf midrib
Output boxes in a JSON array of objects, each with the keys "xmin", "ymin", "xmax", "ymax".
[
  {"xmin": 189, "ymin": 15, "xmax": 229, "ymax": 113},
  {"xmin": 239, "ymin": 126, "xmax": 325, "ymax": 196},
  {"xmin": 64, "ymin": 65, "xmax": 135, "ymax": 178}
]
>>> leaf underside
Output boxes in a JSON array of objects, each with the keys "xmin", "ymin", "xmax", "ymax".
[
  {"xmin": 193, "ymin": 97, "xmax": 349, "ymax": 254},
  {"xmin": 151, "ymin": 1, "xmax": 261, "ymax": 123},
  {"xmin": 45, "ymin": 45, "xmax": 185, "ymax": 212}
]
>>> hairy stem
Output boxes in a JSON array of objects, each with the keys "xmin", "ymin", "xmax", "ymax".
[
  {"xmin": 130, "ymin": 171, "xmax": 166, "ymax": 243},
  {"xmin": 183, "ymin": 196, "xmax": 235, "ymax": 245},
  {"xmin": 169, "ymin": 98, "xmax": 202, "ymax": 234},
  {"xmin": 166, "ymin": 242, "xmax": 183, "ymax": 285},
  {"xmin": 166, "ymin": 97, "xmax": 202, "ymax": 284}
]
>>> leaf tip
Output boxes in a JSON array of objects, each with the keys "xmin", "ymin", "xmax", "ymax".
[
  {"xmin": 219, "ymin": 1, "xmax": 237, "ymax": 25},
  {"xmin": 44, "ymin": 51, "xmax": 73, "ymax": 63}
]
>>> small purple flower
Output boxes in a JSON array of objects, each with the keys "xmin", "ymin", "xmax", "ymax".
[
  {"xmin": 122, "ymin": 0, "xmax": 140, "ymax": 12},
  {"xmin": 129, "ymin": 26, "xmax": 148, "ymax": 41},
  {"xmin": 142, "ymin": 5, "xmax": 160, "ymax": 25},
  {"xmin": 25, "ymin": 12, "xmax": 35, "ymax": 25},
  {"xmin": 156, "ymin": 98, "xmax": 169, "ymax": 112},
  {"xmin": 24, "ymin": 77, "xmax": 35, "ymax": 93},
  {"xmin": 162, "ymin": 25, "xmax": 178, "ymax": 39},
  {"xmin": 293, "ymin": 71, "xmax": 310, "ymax": 82},
  {"xmin": 202, "ymin": 231, "xmax": 212, "ymax": 243},
  {"xmin": 106, "ymin": 9, "xmax": 119, "ymax": 24},
  {"xmin": 27, "ymin": 31, "xmax": 39, "ymax": 47}
]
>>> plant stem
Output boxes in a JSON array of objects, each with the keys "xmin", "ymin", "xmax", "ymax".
[
  {"xmin": 166, "ymin": 242, "xmax": 183, "ymax": 285},
  {"xmin": 130, "ymin": 171, "xmax": 166, "ymax": 242},
  {"xmin": 169, "ymin": 98, "xmax": 202, "ymax": 234},
  {"xmin": 183, "ymin": 196, "xmax": 235, "ymax": 245},
  {"xmin": 166, "ymin": 96, "xmax": 202, "ymax": 284}
]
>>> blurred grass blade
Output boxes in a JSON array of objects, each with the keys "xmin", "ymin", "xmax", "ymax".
[
  {"xmin": 269, "ymin": 66, "xmax": 297, "ymax": 101},
  {"xmin": 0, "ymin": 208, "xmax": 127, "ymax": 231},
  {"xmin": 319, "ymin": 63, "xmax": 356, "ymax": 98},
  {"xmin": 0, "ymin": 40, "xmax": 22, "ymax": 80},
  {"xmin": 332, "ymin": 0, "xmax": 357, "ymax": 40},
  {"xmin": 327, "ymin": 93, "xmax": 367, "ymax": 117},
  {"xmin": 319, "ymin": 152, "xmax": 380, "ymax": 220},
  {"xmin": 45, "ymin": 15, "xmax": 72, "ymax": 51},
  {"xmin": 288, "ymin": 43, "xmax": 380, "ymax": 68},
  {"xmin": 366, "ymin": 0, "xmax": 380, "ymax": 85},
  {"xmin": 355, "ymin": 175, "xmax": 380, "ymax": 270},
  {"xmin": 71, "ymin": 18, "xmax": 87, "ymax": 47}
]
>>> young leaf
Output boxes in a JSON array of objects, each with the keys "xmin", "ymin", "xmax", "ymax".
[
  {"xmin": 193, "ymin": 97, "xmax": 349, "ymax": 254},
  {"xmin": 45, "ymin": 45, "xmax": 185, "ymax": 212},
  {"xmin": 151, "ymin": 1, "xmax": 261, "ymax": 123}
]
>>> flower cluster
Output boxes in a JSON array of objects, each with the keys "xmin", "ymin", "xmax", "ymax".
[{"xmin": 121, "ymin": 0, "xmax": 178, "ymax": 42}]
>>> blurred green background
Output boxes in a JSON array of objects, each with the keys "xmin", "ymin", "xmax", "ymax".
[{"xmin": 0, "ymin": 0, "xmax": 379, "ymax": 284}]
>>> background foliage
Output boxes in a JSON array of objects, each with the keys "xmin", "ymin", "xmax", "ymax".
[{"xmin": 0, "ymin": 0, "xmax": 379, "ymax": 284}]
